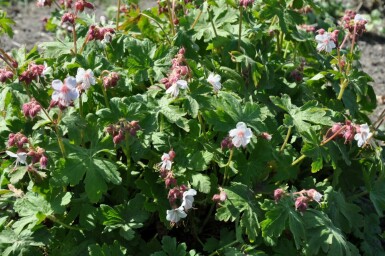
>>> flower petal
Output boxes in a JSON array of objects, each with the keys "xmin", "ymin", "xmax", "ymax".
[{"xmin": 52, "ymin": 80, "xmax": 63, "ymax": 91}]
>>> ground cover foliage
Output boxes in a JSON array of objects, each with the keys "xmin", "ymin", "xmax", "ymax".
[{"xmin": 0, "ymin": 0, "xmax": 385, "ymax": 255}]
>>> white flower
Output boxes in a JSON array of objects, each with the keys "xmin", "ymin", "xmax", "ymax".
[
  {"xmin": 52, "ymin": 76, "xmax": 79, "ymax": 107},
  {"xmin": 181, "ymin": 188, "xmax": 197, "ymax": 211},
  {"xmin": 207, "ymin": 73, "xmax": 221, "ymax": 92},
  {"xmin": 315, "ymin": 32, "xmax": 336, "ymax": 53},
  {"xmin": 101, "ymin": 32, "xmax": 113, "ymax": 44},
  {"xmin": 354, "ymin": 123, "xmax": 372, "ymax": 147},
  {"xmin": 6, "ymin": 151, "xmax": 28, "ymax": 167},
  {"xmin": 313, "ymin": 191, "xmax": 323, "ymax": 202},
  {"xmin": 166, "ymin": 206, "xmax": 187, "ymax": 223},
  {"xmin": 166, "ymin": 80, "xmax": 188, "ymax": 97},
  {"xmin": 354, "ymin": 14, "xmax": 367, "ymax": 23},
  {"xmin": 229, "ymin": 122, "xmax": 253, "ymax": 148},
  {"xmin": 42, "ymin": 62, "xmax": 52, "ymax": 76},
  {"xmin": 36, "ymin": 0, "xmax": 46, "ymax": 7},
  {"xmin": 76, "ymin": 68, "xmax": 96, "ymax": 91},
  {"xmin": 160, "ymin": 153, "xmax": 172, "ymax": 171}
]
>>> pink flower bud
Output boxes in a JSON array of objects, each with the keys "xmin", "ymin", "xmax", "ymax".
[
  {"xmin": 212, "ymin": 194, "xmax": 221, "ymax": 202},
  {"xmin": 75, "ymin": 0, "xmax": 87, "ymax": 12},
  {"xmin": 178, "ymin": 47, "xmax": 185, "ymax": 55},
  {"xmin": 39, "ymin": 155, "xmax": 48, "ymax": 169},
  {"xmin": 105, "ymin": 124, "xmax": 115, "ymax": 135},
  {"xmin": 343, "ymin": 125, "xmax": 355, "ymax": 143},
  {"xmin": 8, "ymin": 133, "xmax": 16, "ymax": 147},
  {"xmin": 18, "ymin": 136, "xmax": 29, "ymax": 148},
  {"xmin": 306, "ymin": 189, "xmax": 323, "ymax": 203},
  {"xmin": 179, "ymin": 184, "xmax": 187, "ymax": 193},
  {"xmin": 179, "ymin": 66, "xmax": 188, "ymax": 76},
  {"xmin": 61, "ymin": 13, "xmax": 75, "ymax": 25},
  {"xmin": 168, "ymin": 150, "xmax": 176, "ymax": 160},
  {"xmin": 295, "ymin": 196, "xmax": 308, "ymax": 212},
  {"xmin": 274, "ymin": 188, "xmax": 284, "ymax": 202},
  {"xmin": 219, "ymin": 190, "xmax": 227, "ymax": 202},
  {"xmin": 113, "ymin": 130, "xmax": 125, "ymax": 144},
  {"xmin": 331, "ymin": 122, "xmax": 343, "ymax": 134},
  {"xmin": 0, "ymin": 68, "xmax": 14, "ymax": 82},
  {"xmin": 316, "ymin": 28, "xmax": 325, "ymax": 35},
  {"xmin": 22, "ymin": 103, "xmax": 31, "ymax": 118},
  {"xmin": 165, "ymin": 177, "xmax": 177, "ymax": 188},
  {"xmin": 12, "ymin": 60, "xmax": 18, "ymax": 68},
  {"xmin": 260, "ymin": 132, "xmax": 272, "ymax": 141}
]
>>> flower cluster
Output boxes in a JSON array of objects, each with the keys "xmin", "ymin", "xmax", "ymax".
[
  {"xmin": 27, "ymin": 147, "xmax": 48, "ymax": 169},
  {"xmin": 87, "ymin": 25, "xmax": 115, "ymax": 43},
  {"xmin": 102, "ymin": 71, "xmax": 120, "ymax": 89},
  {"xmin": 8, "ymin": 132, "xmax": 29, "ymax": 149},
  {"xmin": 157, "ymin": 150, "xmax": 197, "ymax": 225},
  {"xmin": 75, "ymin": 0, "xmax": 94, "ymax": 12},
  {"xmin": 325, "ymin": 120, "xmax": 373, "ymax": 147},
  {"xmin": 22, "ymin": 98, "xmax": 41, "ymax": 119},
  {"xmin": 105, "ymin": 120, "xmax": 141, "ymax": 145},
  {"xmin": 7, "ymin": 132, "xmax": 48, "ymax": 170},
  {"xmin": 341, "ymin": 10, "xmax": 367, "ymax": 38},
  {"xmin": 61, "ymin": 12, "xmax": 76, "ymax": 25},
  {"xmin": 157, "ymin": 0, "xmax": 169, "ymax": 15},
  {"xmin": 239, "ymin": 0, "xmax": 254, "ymax": 8},
  {"xmin": 19, "ymin": 62, "xmax": 50, "ymax": 85},
  {"xmin": 160, "ymin": 48, "xmax": 190, "ymax": 97},
  {"xmin": 0, "ymin": 68, "xmax": 13, "ymax": 83},
  {"xmin": 274, "ymin": 188, "xmax": 323, "ymax": 213}
]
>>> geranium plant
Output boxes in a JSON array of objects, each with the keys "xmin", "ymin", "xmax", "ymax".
[{"xmin": 0, "ymin": 0, "xmax": 384, "ymax": 255}]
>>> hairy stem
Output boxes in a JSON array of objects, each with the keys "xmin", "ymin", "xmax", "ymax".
[
  {"xmin": 191, "ymin": 7, "xmax": 203, "ymax": 29},
  {"xmin": 165, "ymin": 0, "xmax": 175, "ymax": 35},
  {"xmin": 72, "ymin": 24, "xmax": 77, "ymax": 55},
  {"xmin": 116, "ymin": 0, "xmax": 121, "ymax": 31},
  {"xmin": 280, "ymin": 126, "xmax": 292, "ymax": 152},
  {"xmin": 141, "ymin": 13, "xmax": 172, "ymax": 45}
]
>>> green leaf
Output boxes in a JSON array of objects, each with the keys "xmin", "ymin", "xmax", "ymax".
[
  {"xmin": 0, "ymin": 229, "xmax": 44, "ymax": 256},
  {"xmin": 191, "ymin": 173, "xmax": 211, "ymax": 194},
  {"xmin": 324, "ymin": 187, "xmax": 363, "ymax": 233},
  {"xmin": 188, "ymin": 151, "xmax": 213, "ymax": 171},
  {"xmin": 184, "ymin": 95, "xmax": 199, "ymax": 118},
  {"xmin": 0, "ymin": 10, "xmax": 15, "ymax": 38},
  {"xmin": 270, "ymin": 94, "xmax": 333, "ymax": 133},
  {"xmin": 54, "ymin": 152, "xmax": 121, "ymax": 203},
  {"xmin": 88, "ymin": 241, "xmax": 126, "ymax": 256},
  {"xmin": 99, "ymin": 194, "xmax": 149, "ymax": 241},
  {"xmin": 215, "ymin": 182, "xmax": 260, "ymax": 242},
  {"xmin": 303, "ymin": 209, "xmax": 359, "ymax": 256},
  {"xmin": 151, "ymin": 236, "xmax": 193, "ymax": 256},
  {"xmin": 8, "ymin": 166, "xmax": 27, "ymax": 184},
  {"xmin": 204, "ymin": 92, "xmax": 269, "ymax": 132},
  {"xmin": 369, "ymin": 177, "xmax": 385, "ymax": 216},
  {"xmin": 40, "ymin": 40, "xmax": 74, "ymax": 58},
  {"xmin": 260, "ymin": 198, "xmax": 305, "ymax": 248}
]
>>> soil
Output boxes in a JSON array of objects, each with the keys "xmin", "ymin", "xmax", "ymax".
[{"xmin": 1, "ymin": 1, "xmax": 385, "ymax": 120}]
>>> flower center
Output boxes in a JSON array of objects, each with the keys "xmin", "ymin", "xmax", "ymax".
[
  {"xmin": 237, "ymin": 130, "xmax": 244, "ymax": 137},
  {"xmin": 61, "ymin": 84, "xmax": 70, "ymax": 93}
]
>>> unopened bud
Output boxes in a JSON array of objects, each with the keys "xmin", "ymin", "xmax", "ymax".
[{"xmin": 274, "ymin": 188, "xmax": 284, "ymax": 202}]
